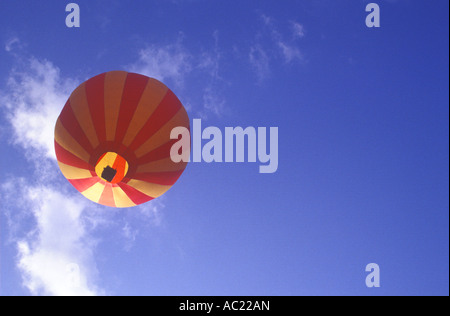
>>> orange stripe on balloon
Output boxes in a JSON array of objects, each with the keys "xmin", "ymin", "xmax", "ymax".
[
  {"xmin": 128, "ymin": 90, "xmax": 182, "ymax": 153},
  {"xmin": 121, "ymin": 78, "xmax": 168, "ymax": 147},
  {"xmin": 98, "ymin": 183, "xmax": 116, "ymax": 207},
  {"xmin": 59, "ymin": 100, "xmax": 94, "ymax": 154},
  {"xmin": 111, "ymin": 154, "xmax": 127, "ymax": 183},
  {"xmin": 86, "ymin": 73, "xmax": 107, "ymax": 143},
  {"xmin": 134, "ymin": 107, "xmax": 190, "ymax": 158},
  {"xmin": 137, "ymin": 139, "xmax": 178, "ymax": 165},
  {"xmin": 55, "ymin": 141, "xmax": 93, "ymax": 170},
  {"xmin": 104, "ymin": 71, "xmax": 128, "ymax": 142},
  {"xmin": 68, "ymin": 177, "xmax": 100, "ymax": 192},
  {"xmin": 55, "ymin": 119, "xmax": 91, "ymax": 162},
  {"xmin": 114, "ymin": 73, "xmax": 149, "ymax": 144},
  {"xmin": 69, "ymin": 82, "xmax": 100, "ymax": 148}
]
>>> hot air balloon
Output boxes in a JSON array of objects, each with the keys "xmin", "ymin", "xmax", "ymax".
[{"xmin": 54, "ymin": 71, "xmax": 190, "ymax": 207}]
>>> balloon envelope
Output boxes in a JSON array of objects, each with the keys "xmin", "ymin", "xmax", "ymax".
[{"xmin": 54, "ymin": 71, "xmax": 190, "ymax": 207}]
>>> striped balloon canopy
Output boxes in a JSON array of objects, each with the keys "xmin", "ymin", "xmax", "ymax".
[{"xmin": 54, "ymin": 71, "xmax": 190, "ymax": 208}]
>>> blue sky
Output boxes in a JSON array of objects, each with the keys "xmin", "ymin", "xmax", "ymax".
[{"xmin": 0, "ymin": 0, "xmax": 448, "ymax": 296}]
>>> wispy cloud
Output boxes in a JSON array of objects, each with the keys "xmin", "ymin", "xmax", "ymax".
[
  {"xmin": 291, "ymin": 21, "xmax": 306, "ymax": 39},
  {"xmin": 277, "ymin": 41, "xmax": 303, "ymax": 63},
  {"xmin": 198, "ymin": 32, "xmax": 222, "ymax": 80},
  {"xmin": 128, "ymin": 36, "xmax": 192, "ymax": 88},
  {"xmin": 202, "ymin": 86, "xmax": 226, "ymax": 118},
  {"xmin": 129, "ymin": 32, "xmax": 227, "ymax": 119},
  {"xmin": 137, "ymin": 198, "xmax": 165, "ymax": 227},
  {"xmin": 197, "ymin": 31, "xmax": 226, "ymax": 118},
  {"xmin": 5, "ymin": 37, "xmax": 21, "ymax": 52},
  {"xmin": 120, "ymin": 198, "xmax": 165, "ymax": 252},
  {"xmin": 249, "ymin": 14, "xmax": 306, "ymax": 81},
  {"xmin": 122, "ymin": 222, "xmax": 138, "ymax": 252},
  {"xmin": 249, "ymin": 44, "xmax": 271, "ymax": 82},
  {"xmin": 263, "ymin": 14, "xmax": 305, "ymax": 64}
]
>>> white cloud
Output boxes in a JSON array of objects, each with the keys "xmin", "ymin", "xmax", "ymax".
[
  {"xmin": 129, "ymin": 33, "xmax": 226, "ymax": 119},
  {"xmin": 15, "ymin": 186, "xmax": 101, "ymax": 296},
  {"xmin": 249, "ymin": 15, "xmax": 305, "ymax": 80},
  {"xmin": 249, "ymin": 45, "xmax": 270, "ymax": 82},
  {"xmin": 198, "ymin": 32, "xmax": 221, "ymax": 81},
  {"xmin": 291, "ymin": 22, "xmax": 306, "ymax": 39},
  {"xmin": 5, "ymin": 37, "xmax": 21, "ymax": 52},
  {"xmin": 137, "ymin": 198, "xmax": 165, "ymax": 227},
  {"xmin": 198, "ymin": 31, "xmax": 226, "ymax": 118},
  {"xmin": 260, "ymin": 14, "xmax": 274, "ymax": 27},
  {"xmin": 0, "ymin": 57, "xmax": 103, "ymax": 296},
  {"xmin": 129, "ymin": 39, "xmax": 192, "ymax": 88},
  {"xmin": 120, "ymin": 198, "xmax": 165, "ymax": 251},
  {"xmin": 277, "ymin": 41, "xmax": 303, "ymax": 63},
  {"xmin": 202, "ymin": 86, "xmax": 226, "ymax": 118},
  {"xmin": 122, "ymin": 222, "xmax": 138, "ymax": 252},
  {"xmin": 1, "ymin": 58, "xmax": 76, "ymax": 160}
]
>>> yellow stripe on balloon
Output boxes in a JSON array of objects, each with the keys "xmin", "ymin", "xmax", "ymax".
[
  {"xmin": 112, "ymin": 187, "xmax": 136, "ymax": 208},
  {"xmin": 95, "ymin": 152, "xmax": 117, "ymax": 177},
  {"xmin": 69, "ymin": 82, "xmax": 100, "ymax": 148},
  {"xmin": 54, "ymin": 119, "xmax": 91, "ymax": 162},
  {"xmin": 104, "ymin": 71, "xmax": 128, "ymax": 142},
  {"xmin": 58, "ymin": 161, "xmax": 92, "ymax": 180},
  {"xmin": 135, "ymin": 107, "xmax": 190, "ymax": 158},
  {"xmin": 81, "ymin": 182, "xmax": 105, "ymax": 203},
  {"xmin": 122, "ymin": 78, "xmax": 168, "ymax": 147}
]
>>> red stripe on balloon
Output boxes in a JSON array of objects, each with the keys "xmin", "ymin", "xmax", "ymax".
[
  {"xmin": 114, "ymin": 73, "xmax": 149, "ymax": 144},
  {"xmin": 68, "ymin": 177, "xmax": 100, "ymax": 192},
  {"xmin": 59, "ymin": 100, "xmax": 94, "ymax": 153},
  {"xmin": 98, "ymin": 183, "xmax": 116, "ymax": 207},
  {"xmin": 85, "ymin": 73, "xmax": 107, "ymax": 143},
  {"xmin": 117, "ymin": 183, "xmax": 154, "ymax": 205},
  {"xmin": 132, "ymin": 170, "xmax": 184, "ymax": 186},
  {"xmin": 128, "ymin": 90, "xmax": 182, "ymax": 153},
  {"xmin": 55, "ymin": 141, "xmax": 93, "ymax": 171},
  {"xmin": 136, "ymin": 139, "xmax": 178, "ymax": 165}
]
